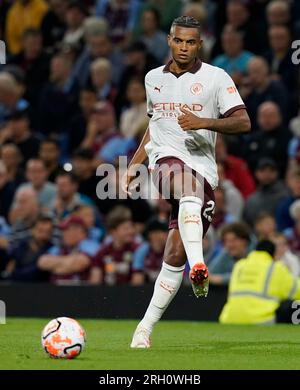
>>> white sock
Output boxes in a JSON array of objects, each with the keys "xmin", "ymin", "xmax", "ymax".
[
  {"xmin": 178, "ymin": 195, "xmax": 204, "ymax": 269},
  {"xmin": 139, "ymin": 262, "xmax": 185, "ymax": 333}
]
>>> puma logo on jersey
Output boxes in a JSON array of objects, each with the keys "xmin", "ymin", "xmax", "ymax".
[{"xmin": 154, "ymin": 85, "xmax": 163, "ymax": 93}]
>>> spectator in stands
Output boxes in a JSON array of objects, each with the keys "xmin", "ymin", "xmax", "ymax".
[
  {"xmin": 5, "ymin": 0, "xmax": 49, "ymax": 56},
  {"xmin": 138, "ymin": 0, "xmax": 181, "ymax": 35},
  {"xmin": 227, "ymin": 0, "xmax": 267, "ymax": 54},
  {"xmin": 276, "ymin": 169, "xmax": 300, "ymax": 231},
  {"xmin": 8, "ymin": 186, "xmax": 40, "ymax": 246},
  {"xmin": 89, "ymin": 206, "xmax": 140, "ymax": 285},
  {"xmin": 219, "ymin": 240, "xmax": 300, "ymax": 324},
  {"xmin": 0, "ymin": 109, "xmax": 40, "ymax": 164},
  {"xmin": 243, "ymin": 101, "xmax": 290, "ymax": 176},
  {"xmin": 266, "ymin": 0, "xmax": 291, "ymax": 27},
  {"xmin": 8, "ymin": 29, "xmax": 50, "ymax": 107},
  {"xmin": 67, "ymin": 85, "xmax": 98, "ymax": 153},
  {"xmin": 81, "ymin": 101, "xmax": 135, "ymax": 164},
  {"xmin": 182, "ymin": 2, "xmax": 213, "ymax": 62},
  {"xmin": 40, "ymin": 0, "xmax": 68, "ymax": 50},
  {"xmin": 38, "ymin": 52, "xmax": 77, "ymax": 135},
  {"xmin": 211, "ymin": 186, "xmax": 236, "ymax": 232},
  {"xmin": 0, "ymin": 72, "xmax": 29, "ymax": 126},
  {"xmin": 215, "ymin": 135, "xmax": 256, "ymax": 199},
  {"xmin": 38, "ymin": 215, "xmax": 98, "ymax": 283},
  {"xmin": 97, "ymin": 164, "xmax": 153, "ymax": 233},
  {"xmin": 62, "ymin": 1, "xmax": 88, "ymax": 52},
  {"xmin": 18, "ymin": 158, "xmax": 56, "ymax": 210},
  {"xmin": 0, "ymin": 143, "xmax": 24, "ymax": 186},
  {"xmin": 283, "ymin": 200, "xmax": 300, "ymax": 256},
  {"xmin": 217, "ymin": 162, "xmax": 244, "ymax": 219},
  {"xmin": 0, "ymin": 213, "xmax": 11, "ymax": 264},
  {"xmin": 265, "ymin": 25, "xmax": 297, "ymax": 91},
  {"xmin": 212, "ymin": 26, "xmax": 254, "ymax": 86},
  {"xmin": 242, "ymin": 56, "xmax": 289, "ymax": 128},
  {"xmin": 0, "ymin": 160, "xmax": 17, "ymax": 220},
  {"xmin": 51, "ymin": 171, "xmax": 92, "ymax": 221},
  {"xmin": 132, "ymin": 218, "xmax": 169, "ymax": 284},
  {"xmin": 74, "ymin": 204, "xmax": 105, "ymax": 244},
  {"xmin": 254, "ymin": 213, "xmax": 277, "ymax": 241},
  {"xmin": 4, "ymin": 214, "xmax": 54, "ymax": 281},
  {"xmin": 212, "ymin": 0, "xmax": 267, "ymax": 57},
  {"xmin": 70, "ymin": 23, "xmax": 123, "ymax": 88},
  {"xmin": 209, "ymin": 222, "xmax": 253, "ymax": 286},
  {"xmin": 243, "ymin": 158, "xmax": 288, "ymax": 227},
  {"xmin": 89, "ymin": 58, "xmax": 117, "ymax": 103},
  {"xmin": 120, "ymin": 77, "xmax": 148, "ymax": 139},
  {"xmin": 39, "ymin": 139, "xmax": 62, "ymax": 183},
  {"xmin": 140, "ymin": 7, "xmax": 169, "ymax": 64},
  {"xmin": 273, "ymin": 232, "xmax": 300, "ymax": 277},
  {"xmin": 116, "ymin": 41, "xmax": 159, "ymax": 117},
  {"xmin": 95, "ymin": 0, "xmax": 141, "ymax": 48},
  {"xmin": 288, "ymin": 112, "xmax": 300, "ymax": 169},
  {"xmin": 72, "ymin": 148, "xmax": 99, "ymax": 203}
]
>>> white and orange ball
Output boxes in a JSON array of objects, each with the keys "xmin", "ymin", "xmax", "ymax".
[{"xmin": 41, "ymin": 317, "xmax": 86, "ymax": 359}]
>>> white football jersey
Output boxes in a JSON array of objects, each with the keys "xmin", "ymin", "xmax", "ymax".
[{"xmin": 144, "ymin": 59, "xmax": 246, "ymax": 189}]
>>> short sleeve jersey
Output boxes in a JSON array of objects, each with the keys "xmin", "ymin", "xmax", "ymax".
[{"xmin": 144, "ymin": 59, "xmax": 246, "ymax": 189}]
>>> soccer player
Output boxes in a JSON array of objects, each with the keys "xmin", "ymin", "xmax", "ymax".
[{"xmin": 125, "ymin": 16, "xmax": 251, "ymax": 348}]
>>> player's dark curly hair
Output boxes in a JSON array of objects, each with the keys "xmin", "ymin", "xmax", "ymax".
[{"xmin": 171, "ymin": 16, "xmax": 202, "ymax": 34}]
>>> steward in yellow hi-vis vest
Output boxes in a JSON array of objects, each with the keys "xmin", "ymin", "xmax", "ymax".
[{"xmin": 220, "ymin": 241, "xmax": 300, "ymax": 324}]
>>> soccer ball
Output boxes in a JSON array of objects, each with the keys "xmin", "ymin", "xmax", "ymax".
[{"xmin": 41, "ymin": 317, "xmax": 86, "ymax": 359}]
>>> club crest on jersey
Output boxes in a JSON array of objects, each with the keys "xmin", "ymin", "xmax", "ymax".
[{"xmin": 190, "ymin": 83, "xmax": 203, "ymax": 95}]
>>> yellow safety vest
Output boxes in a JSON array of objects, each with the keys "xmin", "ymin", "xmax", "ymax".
[{"xmin": 219, "ymin": 251, "xmax": 300, "ymax": 324}]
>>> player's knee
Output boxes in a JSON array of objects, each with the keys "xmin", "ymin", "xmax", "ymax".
[{"xmin": 164, "ymin": 250, "xmax": 186, "ymax": 268}]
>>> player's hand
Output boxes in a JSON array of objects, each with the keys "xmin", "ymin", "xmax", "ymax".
[{"xmin": 178, "ymin": 107, "xmax": 204, "ymax": 131}]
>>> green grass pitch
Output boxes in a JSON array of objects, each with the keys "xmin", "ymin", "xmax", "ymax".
[{"xmin": 0, "ymin": 318, "xmax": 300, "ymax": 370}]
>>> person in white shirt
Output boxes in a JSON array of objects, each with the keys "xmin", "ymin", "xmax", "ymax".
[{"xmin": 124, "ymin": 16, "xmax": 251, "ymax": 348}]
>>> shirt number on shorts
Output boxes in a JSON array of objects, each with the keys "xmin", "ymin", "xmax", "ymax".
[{"xmin": 203, "ymin": 200, "xmax": 215, "ymax": 222}]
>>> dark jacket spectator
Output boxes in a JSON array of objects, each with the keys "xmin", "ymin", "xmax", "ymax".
[
  {"xmin": 276, "ymin": 169, "xmax": 300, "ymax": 231},
  {"xmin": 242, "ymin": 56, "xmax": 289, "ymax": 128},
  {"xmin": 72, "ymin": 148, "xmax": 99, "ymax": 203},
  {"xmin": 243, "ymin": 158, "xmax": 289, "ymax": 227},
  {"xmin": 6, "ymin": 215, "xmax": 54, "ymax": 281},
  {"xmin": 40, "ymin": 0, "xmax": 67, "ymax": 50},
  {"xmin": 39, "ymin": 139, "xmax": 62, "ymax": 183},
  {"xmin": 9, "ymin": 29, "xmax": 50, "ymax": 107},
  {"xmin": 1, "ymin": 109, "xmax": 41, "ymax": 165},
  {"xmin": 243, "ymin": 102, "xmax": 291, "ymax": 176},
  {"xmin": 38, "ymin": 52, "xmax": 78, "ymax": 135},
  {"xmin": 67, "ymin": 86, "xmax": 98, "ymax": 153}
]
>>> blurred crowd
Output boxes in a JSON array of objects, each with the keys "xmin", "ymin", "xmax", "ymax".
[{"xmin": 0, "ymin": 0, "xmax": 300, "ymax": 287}]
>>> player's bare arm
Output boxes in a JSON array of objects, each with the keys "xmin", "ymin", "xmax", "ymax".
[
  {"xmin": 122, "ymin": 127, "xmax": 150, "ymax": 194},
  {"xmin": 178, "ymin": 107, "xmax": 251, "ymax": 134}
]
